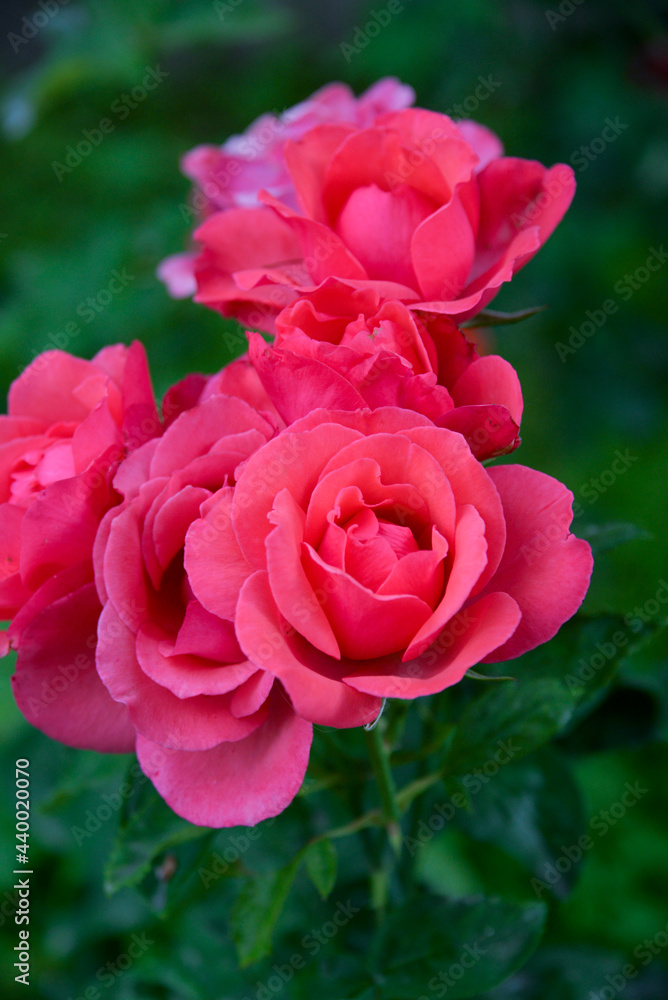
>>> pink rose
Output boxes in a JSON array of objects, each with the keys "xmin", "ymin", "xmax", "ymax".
[
  {"xmin": 94, "ymin": 393, "xmax": 311, "ymax": 827},
  {"xmin": 158, "ymin": 78, "xmax": 414, "ymax": 298},
  {"xmin": 247, "ymin": 283, "xmax": 523, "ymax": 459},
  {"xmin": 5, "ymin": 343, "xmax": 160, "ymax": 750},
  {"xmin": 186, "ymin": 407, "xmax": 592, "ymax": 729},
  {"xmin": 192, "ymin": 108, "xmax": 575, "ymax": 329}
]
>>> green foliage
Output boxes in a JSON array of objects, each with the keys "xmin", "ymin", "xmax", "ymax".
[
  {"xmin": 305, "ymin": 839, "xmax": 338, "ymax": 900},
  {"xmin": 365, "ymin": 895, "xmax": 547, "ymax": 999},
  {"xmin": 103, "ymin": 765, "xmax": 210, "ymax": 895}
]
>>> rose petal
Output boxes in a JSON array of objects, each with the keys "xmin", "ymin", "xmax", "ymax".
[
  {"xmin": 96, "ymin": 603, "xmax": 265, "ymax": 750},
  {"xmin": 235, "ymin": 571, "xmax": 381, "ymax": 727},
  {"xmin": 345, "ymin": 591, "xmax": 521, "ymax": 698},
  {"xmin": 135, "ymin": 686, "xmax": 312, "ymax": 828},
  {"xmin": 481, "ymin": 465, "xmax": 593, "ymax": 661},
  {"xmin": 11, "ymin": 583, "xmax": 135, "ymax": 752}
]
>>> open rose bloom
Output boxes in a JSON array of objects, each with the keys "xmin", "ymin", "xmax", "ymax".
[
  {"xmin": 3, "ymin": 80, "xmax": 593, "ymax": 829},
  {"xmin": 177, "ymin": 107, "xmax": 575, "ymax": 332}
]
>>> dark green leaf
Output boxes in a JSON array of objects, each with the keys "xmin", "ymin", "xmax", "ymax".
[
  {"xmin": 230, "ymin": 853, "xmax": 303, "ymax": 966},
  {"xmin": 619, "ymin": 624, "xmax": 668, "ymax": 741},
  {"xmin": 479, "ymin": 944, "xmax": 668, "ymax": 1000},
  {"xmin": 305, "ymin": 839, "xmax": 338, "ymax": 900},
  {"xmin": 456, "ymin": 748, "xmax": 586, "ymax": 898},
  {"xmin": 369, "ymin": 894, "xmax": 547, "ymax": 999},
  {"xmin": 446, "ymin": 679, "xmax": 574, "ymax": 776}
]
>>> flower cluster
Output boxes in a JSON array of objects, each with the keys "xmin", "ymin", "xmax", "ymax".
[{"xmin": 2, "ymin": 79, "xmax": 592, "ymax": 828}]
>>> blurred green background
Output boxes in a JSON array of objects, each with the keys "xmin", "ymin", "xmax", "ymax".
[{"xmin": 1, "ymin": 0, "xmax": 667, "ymax": 997}]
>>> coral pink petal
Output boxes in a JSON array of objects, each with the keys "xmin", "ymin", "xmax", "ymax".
[
  {"xmin": 9, "ymin": 352, "xmax": 98, "ymax": 424},
  {"xmin": 336, "ymin": 183, "xmax": 435, "ymax": 289},
  {"xmin": 136, "ymin": 622, "xmax": 255, "ymax": 698},
  {"xmin": 401, "ymin": 425, "xmax": 506, "ymax": 588},
  {"xmin": 11, "ymin": 583, "xmax": 135, "ymax": 752},
  {"xmin": 103, "ymin": 480, "xmax": 164, "ymax": 630},
  {"xmin": 346, "ymin": 591, "xmax": 522, "ymax": 698},
  {"xmin": 304, "ymin": 456, "xmax": 428, "ymax": 548},
  {"xmin": 303, "ymin": 545, "xmax": 433, "ymax": 659},
  {"xmin": 316, "ymin": 434, "xmax": 457, "ymax": 541},
  {"xmin": 9, "ymin": 562, "xmax": 92, "ymax": 647},
  {"xmin": 473, "ymin": 159, "xmax": 575, "ymax": 279},
  {"xmin": 437, "ymin": 404, "xmax": 520, "ymax": 460},
  {"xmin": 230, "ymin": 669, "xmax": 274, "ymax": 718},
  {"xmin": 481, "ymin": 465, "xmax": 593, "ymax": 661},
  {"xmin": 456, "ymin": 120, "xmax": 504, "ymax": 171},
  {"xmin": 404, "ymin": 504, "xmax": 488, "ymax": 659},
  {"xmin": 150, "ymin": 394, "xmax": 272, "ymax": 479},
  {"xmin": 451, "ymin": 354, "xmax": 524, "ymax": 425},
  {"xmin": 0, "ymin": 504, "xmax": 30, "ymax": 617},
  {"xmin": 19, "ymin": 457, "xmax": 115, "ymax": 590},
  {"xmin": 231, "ymin": 422, "xmax": 361, "ymax": 567},
  {"xmin": 235, "ymin": 571, "xmax": 381, "ymax": 728},
  {"xmin": 185, "ymin": 488, "xmax": 253, "ymax": 620},
  {"xmin": 283, "ymin": 124, "xmax": 358, "ymax": 222},
  {"xmin": 96, "ymin": 603, "xmax": 265, "ymax": 750},
  {"xmin": 135, "ymin": 687, "xmax": 312, "ymax": 828},
  {"xmin": 0, "ymin": 416, "xmax": 46, "ymax": 445},
  {"xmin": 411, "ymin": 196, "xmax": 476, "ymax": 301},
  {"xmin": 152, "ymin": 484, "xmax": 211, "ymax": 571},
  {"xmin": 173, "ymin": 599, "xmax": 243, "ymax": 662},
  {"xmin": 248, "ymin": 332, "xmax": 364, "ymax": 423},
  {"xmin": 266, "ymin": 489, "xmax": 340, "ymax": 658},
  {"xmin": 194, "ymin": 206, "xmax": 301, "ymax": 274}
]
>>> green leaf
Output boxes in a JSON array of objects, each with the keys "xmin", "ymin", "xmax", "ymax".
[
  {"xmin": 619, "ymin": 623, "xmax": 668, "ymax": 741},
  {"xmin": 103, "ymin": 764, "xmax": 209, "ymax": 895},
  {"xmin": 484, "ymin": 614, "xmax": 642, "ymax": 724},
  {"xmin": 480, "ymin": 943, "xmax": 667, "ymax": 1000},
  {"xmin": 369, "ymin": 894, "xmax": 547, "ymax": 999},
  {"xmin": 305, "ymin": 839, "xmax": 338, "ymax": 900},
  {"xmin": 230, "ymin": 853, "xmax": 303, "ymax": 967},
  {"xmin": 462, "ymin": 305, "xmax": 547, "ymax": 326},
  {"xmin": 579, "ymin": 521, "xmax": 652, "ymax": 555},
  {"xmin": 465, "ymin": 669, "xmax": 516, "ymax": 682},
  {"xmin": 455, "ymin": 748, "xmax": 587, "ymax": 898},
  {"xmin": 445, "ymin": 678, "xmax": 574, "ymax": 776}
]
